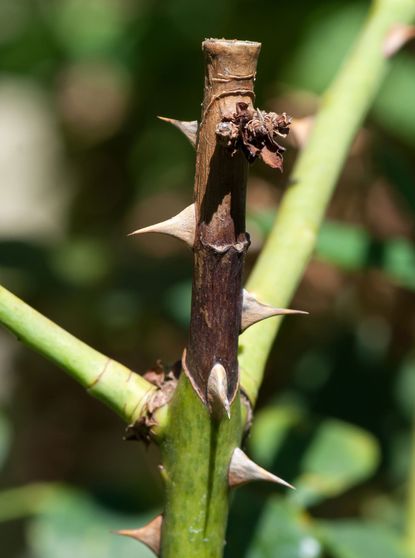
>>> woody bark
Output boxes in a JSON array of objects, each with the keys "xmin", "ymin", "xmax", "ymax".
[{"xmin": 185, "ymin": 39, "xmax": 261, "ymax": 409}]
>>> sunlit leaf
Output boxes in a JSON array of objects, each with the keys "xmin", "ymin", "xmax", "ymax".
[
  {"xmin": 246, "ymin": 498, "xmax": 322, "ymax": 558},
  {"xmin": 317, "ymin": 520, "xmax": 409, "ymax": 558},
  {"xmin": 250, "ymin": 405, "xmax": 380, "ymax": 507},
  {"xmin": 383, "ymin": 238, "xmax": 415, "ymax": 291},
  {"xmin": 316, "ymin": 221, "xmax": 369, "ymax": 270},
  {"xmin": 249, "ymin": 404, "xmax": 304, "ymax": 467},
  {"xmin": 291, "ymin": 419, "xmax": 380, "ymax": 507}
]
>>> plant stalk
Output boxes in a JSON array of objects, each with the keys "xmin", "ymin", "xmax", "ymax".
[
  {"xmin": 161, "ymin": 39, "xmax": 260, "ymax": 557},
  {"xmin": 239, "ymin": 0, "xmax": 415, "ymax": 406},
  {"xmin": 185, "ymin": 39, "xmax": 261, "ymax": 408},
  {"xmin": 0, "ymin": 285, "xmax": 155, "ymax": 423}
]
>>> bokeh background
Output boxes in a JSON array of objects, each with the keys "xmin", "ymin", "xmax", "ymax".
[{"xmin": 0, "ymin": 0, "xmax": 414, "ymax": 557}]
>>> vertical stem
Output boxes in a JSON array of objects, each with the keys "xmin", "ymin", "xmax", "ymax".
[
  {"xmin": 161, "ymin": 40, "xmax": 260, "ymax": 557},
  {"xmin": 185, "ymin": 40, "xmax": 261, "ymax": 406},
  {"xmin": 162, "ymin": 376, "xmax": 242, "ymax": 557}
]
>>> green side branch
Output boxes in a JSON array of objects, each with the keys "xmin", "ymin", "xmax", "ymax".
[
  {"xmin": 0, "ymin": 285, "xmax": 155, "ymax": 424},
  {"xmin": 239, "ymin": 0, "xmax": 415, "ymax": 405}
]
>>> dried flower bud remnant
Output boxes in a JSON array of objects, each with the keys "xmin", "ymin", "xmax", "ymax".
[{"xmin": 216, "ymin": 102, "xmax": 291, "ymax": 171}]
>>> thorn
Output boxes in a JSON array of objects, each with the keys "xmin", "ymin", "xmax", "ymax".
[
  {"xmin": 115, "ymin": 514, "xmax": 162, "ymax": 556},
  {"xmin": 383, "ymin": 24, "xmax": 415, "ymax": 58},
  {"xmin": 129, "ymin": 204, "xmax": 196, "ymax": 247},
  {"xmin": 229, "ymin": 448, "xmax": 294, "ymax": 489},
  {"xmin": 241, "ymin": 289, "xmax": 308, "ymax": 332},
  {"xmin": 158, "ymin": 116, "xmax": 198, "ymax": 147},
  {"xmin": 207, "ymin": 363, "xmax": 231, "ymax": 420}
]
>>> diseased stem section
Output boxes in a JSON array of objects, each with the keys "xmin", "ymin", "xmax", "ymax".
[
  {"xmin": 239, "ymin": 0, "xmax": 415, "ymax": 406},
  {"xmin": 161, "ymin": 40, "xmax": 261, "ymax": 558},
  {"xmin": 0, "ymin": 285, "xmax": 155, "ymax": 423},
  {"xmin": 185, "ymin": 39, "xmax": 261, "ymax": 409}
]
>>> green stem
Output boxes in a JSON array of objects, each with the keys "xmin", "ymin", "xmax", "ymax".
[
  {"xmin": 239, "ymin": 0, "xmax": 415, "ymax": 405},
  {"xmin": 0, "ymin": 285, "xmax": 155, "ymax": 423},
  {"xmin": 161, "ymin": 375, "xmax": 242, "ymax": 557}
]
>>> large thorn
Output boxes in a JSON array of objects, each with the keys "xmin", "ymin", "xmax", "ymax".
[
  {"xmin": 241, "ymin": 289, "xmax": 308, "ymax": 332},
  {"xmin": 129, "ymin": 203, "xmax": 196, "ymax": 247},
  {"xmin": 229, "ymin": 448, "xmax": 294, "ymax": 489},
  {"xmin": 158, "ymin": 116, "xmax": 198, "ymax": 147},
  {"xmin": 115, "ymin": 514, "xmax": 162, "ymax": 556},
  {"xmin": 207, "ymin": 363, "xmax": 231, "ymax": 420}
]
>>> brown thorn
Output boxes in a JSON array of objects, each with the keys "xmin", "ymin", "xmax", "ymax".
[
  {"xmin": 115, "ymin": 514, "xmax": 162, "ymax": 556},
  {"xmin": 228, "ymin": 448, "xmax": 294, "ymax": 489},
  {"xmin": 129, "ymin": 203, "xmax": 196, "ymax": 247},
  {"xmin": 241, "ymin": 289, "xmax": 308, "ymax": 332},
  {"xmin": 158, "ymin": 116, "xmax": 198, "ymax": 147},
  {"xmin": 207, "ymin": 363, "xmax": 231, "ymax": 420}
]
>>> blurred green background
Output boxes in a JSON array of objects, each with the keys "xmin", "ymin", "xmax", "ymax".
[{"xmin": 0, "ymin": 0, "xmax": 415, "ymax": 556}]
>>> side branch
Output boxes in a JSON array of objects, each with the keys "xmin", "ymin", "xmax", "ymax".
[
  {"xmin": 239, "ymin": 0, "xmax": 415, "ymax": 405},
  {"xmin": 0, "ymin": 285, "xmax": 155, "ymax": 423}
]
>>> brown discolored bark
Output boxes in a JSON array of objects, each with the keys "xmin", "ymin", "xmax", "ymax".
[{"xmin": 185, "ymin": 39, "xmax": 261, "ymax": 408}]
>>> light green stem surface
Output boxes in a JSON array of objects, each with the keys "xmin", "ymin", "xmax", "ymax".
[
  {"xmin": 0, "ymin": 285, "xmax": 155, "ymax": 423},
  {"xmin": 239, "ymin": 0, "xmax": 415, "ymax": 405},
  {"xmin": 161, "ymin": 375, "xmax": 242, "ymax": 558}
]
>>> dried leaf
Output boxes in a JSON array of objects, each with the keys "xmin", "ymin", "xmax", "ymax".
[{"xmin": 259, "ymin": 146, "xmax": 284, "ymax": 170}]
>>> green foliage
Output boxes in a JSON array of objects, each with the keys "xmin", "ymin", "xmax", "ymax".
[
  {"xmin": 27, "ymin": 488, "xmax": 155, "ymax": 558},
  {"xmin": 246, "ymin": 499, "xmax": 321, "ymax": 558},
  {"xmin": 251, "ymin": 209, "xmax": 415, "ymax": 291},
  {"xmin": 318, "ymin": 521, "xmax": 408, "ymax": 558},
  {"xmin": 250, "ymin": 404, "xmax": 380, "ymax": 507}
]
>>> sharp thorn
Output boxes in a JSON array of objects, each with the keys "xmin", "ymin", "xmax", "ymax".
[
  {"xmin": 207, "ymin": 363, "xmax": 231, "ymax": 420},
  {"xmin": 241, "ymin": 289, "xmax": 308, "ymax": 332},
  {"xmin": 229, "ymin": 448, "xmax": 294, "ymax": 489},
  {"xmin": 115, "ymin": 514, "xmax": 162, "ymax": 556},
  {"xmin": 129, "ymin": 203, "xmax": 195, "ymax": 247},
  {"xmin": 158, "ymin": 116, "xmax": 198, "ymax": 147}
]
